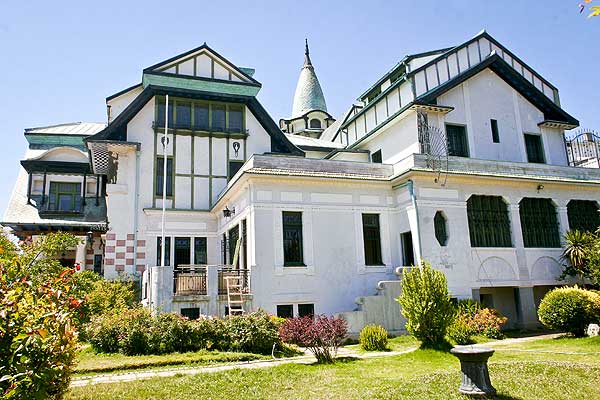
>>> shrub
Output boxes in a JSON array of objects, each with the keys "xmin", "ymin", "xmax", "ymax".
[
  {"xmin": 471, "ymin": 308, "xmax": 507, "ymax": 339},
  {"xmin": 538, "ymin": 286, "xmax": 600, "ymax": 337},
  {"xmin": 397, "ymin": 262, "xmax": 455, "ymax": 348},
  {"xmin": 447, "ymin": 314, "xmax": 476, "ymax": 345},
  {"xmin": 86, "ymin": 278, "xmax": 138, "ymax": 317},
  {"xmin": 456, "ymin": 298, "xmax": 481, "ymax": 318},
  {"xmin": 359, "ymin": 324, "xmax": 388, "ymax": 351},
  {"xmin": 225, "ymin": 310, "xmax": 281, "ymax": 355},
  {"xmin": 279, "ymin": 315, "xmax": 347, "ymax": 363},
  {"xmin": 0, "ymin": 233, "xmax": 80, "ymax": 399}
]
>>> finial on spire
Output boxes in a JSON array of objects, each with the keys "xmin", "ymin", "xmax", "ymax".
[{"xmin": 303, "ymin": 38, "xmax": 312, "ymax": 67}]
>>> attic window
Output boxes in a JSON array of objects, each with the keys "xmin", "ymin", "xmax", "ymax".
[
  {"xmin": 371, "ymin": 150, "xmax": 382, "ymax": 163},
  {"xmin": 366, "ymin": 88, "xmax": 381, "ymax": 103},
  {"xmin": 389, "ymin": 67, "xmax": 405, "ymax": 84},
  {"xmin": 309, "ymin": 119, "xmax": 322, "ymax": 129}
]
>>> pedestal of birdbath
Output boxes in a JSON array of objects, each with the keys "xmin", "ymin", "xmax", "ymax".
[{"xmin": 450, "ymin": 346, "xmax": 496, "ymax": 397}]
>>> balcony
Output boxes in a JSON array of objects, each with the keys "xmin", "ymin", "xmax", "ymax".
[{"xmin": 173, "ymin": 265, "xmax": 250, "ymax": 296}]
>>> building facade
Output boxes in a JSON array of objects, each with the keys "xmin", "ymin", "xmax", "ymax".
[{"xmin": 4, "ymin": 31, "xmax": 600, "ymax": 332}]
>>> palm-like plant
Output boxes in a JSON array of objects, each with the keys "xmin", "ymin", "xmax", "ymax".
[{"xmin": 561, "ymin": 230, "xmax": 596, "ymax": 281}]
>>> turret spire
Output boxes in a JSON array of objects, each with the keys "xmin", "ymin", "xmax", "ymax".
[
  {"xmin": 304, "ymin": 38, "xmax": 312, "ymax": 67},
  {"xmin": 292, "ymin": 39, "xmax": 326, "ymax": 117}
]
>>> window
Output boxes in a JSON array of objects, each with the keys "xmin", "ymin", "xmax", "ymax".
[
  {"xmin": 446, "ymin": 124, "xmax": 469, "ymax": 157},
  {"xmin": 277, "ymin": 305, "xmax": 293, "ymax": 319},
  {"xmin": 491, "ymin": 119, "xmax": 500, "ymax": 143},
  {"xmin": 283, "ymin": 211, "xmax": 304, "ymax": 266},
  {"xmin": 157, "ymin": 236, "xmax": 171, "ymax": 266},
  {"xmin": 524, "ymin": 134, "xmax": 545, "ymax": 163},
  {"xmin": 228, "ymin": 160, "xmax": 244, "ymax": 181},
  {"xmin": 401, "ymin": 232, "xmax": 414, "ymax": 266},
  {"xmin": 48, "ymin": 182, "xmax": 82, "ymax": 212},
  {"xmin": 434, "ymin": 211, "xmax": 448, "ymax": 246},
  {"xmin": 519, "ymin": 198, "xmax": 560, "ymax": 248},
  {"xmin": 362, "ymin": 214, "xmax": 383, "ymax": 265},
  {"xmin": 194, "ymin": 237, "xmax": 207, "ymax": 264},
  {"xmin": 309, "ymin": 119, "xmax": 321, "ymax": 129},
  {"xmin": 175, "ymin": 101, "xmax": 191, "ymax": 128},
  {"xmin": 567, "ymin": 200, "xmax": 600, "ymax": 232},
  {"xmin": 93, "ymin": 254, "xmax": 103, "ymax": 275},
  {"xmin": 156, "ymin": 97, "xmax": 174, "ymax": 127},
  {"xmin": 467, "ymin": 195, "xmax": 512, "ymax": 247},
  {"xmin": 371, "ymin": 149, "xmax": 382, "ymax": 163},
  {"xmin": 298, "ymin": 303, "xmax": 315, "ymax": 318},
  {"xmin": 174, "ymin": 237, "xmax": 190, "ymax": 268},
  {"xmin": 155, "ymin": 157, "xmax": 173, "ymax": 197},
  {"xmin": 181, "ymin": 308, "xmax": 200, "ymax": 320},
  {"xmin": 193, "ymin": 103, "xmax": 209, "ymax": 130},
  {"xmin": 228, "ymin": 105, "xmax": 244, "ymax": 133},
  {"xmin": 211, "ymin": 104, "xmax": 226, "ymax": 132},
  {"xmin": 228, "ymin": 226, "xmax": 239, "ymax": 265}
]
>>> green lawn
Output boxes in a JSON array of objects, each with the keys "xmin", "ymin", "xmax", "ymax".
[
  {"xmin": 75, "ymin": 345, "xmax": 270, "ymax": 375},
  {"xmin": 68, "ymin": 335, "xmax": 600, "ymax": 399}
]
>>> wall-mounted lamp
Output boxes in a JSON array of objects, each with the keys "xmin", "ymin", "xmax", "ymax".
[
  {"xmin": 536, "ymin": 184, "xmax": 545, "ymax": 193},
  {"xmin": 86, "ymin": 231, "xmax": 94, "ymax": 248},
  {"xmin": 223, "ymin": 206, "xmax": 236, "ymax": 218}
]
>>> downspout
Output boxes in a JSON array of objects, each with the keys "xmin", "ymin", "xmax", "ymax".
[
  {"xmin": 392, "ymin": 179, "xmax": 422, "ymax": 265},
  {"xmin": 133, "ymin": 149, "xmax": 141, "ymax": 295}
]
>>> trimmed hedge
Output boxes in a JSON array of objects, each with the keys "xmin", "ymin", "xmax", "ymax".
[
  {"xmin": 538, "ymin": 286, "xmax": 600, "ymax": 337},
  {"xmin": 86, "ymin": 309, "xmax": 281, "ymax": 356}
]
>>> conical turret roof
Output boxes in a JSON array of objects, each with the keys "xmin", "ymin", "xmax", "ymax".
[{"xmin": 291, "ymin": 40, "xmax": 327, "ymax": 118}]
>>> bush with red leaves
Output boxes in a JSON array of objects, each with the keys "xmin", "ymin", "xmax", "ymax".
[{"xmin": 279, "ymin": 315, "xmax": 347, "ymax": 363}]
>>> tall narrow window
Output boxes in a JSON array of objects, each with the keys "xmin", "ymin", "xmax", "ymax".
[
  {"xmin": 401, "ymin": 232, "xmax": 415, "ymax": 266},
  {"xmin": 228, "ymin": 105, "xmax": 243, "ymax": 133},
  {"xmin": 567, "ymin": 200, "xmax": 600, "ymax": 233},
  {"xmin": 156, "ymin": 97, "xmax": 173, "ymax": 127},
  {"xmin": 174, "ymin": 237, "xmax": 191, "ymax": 269},
  {"xmin": 519, "ymin": 198, "xmax": 560, "ymax": 248},
  {"xmin": 446, "ymin": 124, "xmax": 469, "ymax": 157},
  {"xmin": 211, "ymin": 104, "xmax": 226, "ymax": 131},
  {"xmin": 93, "ymin": 254, "xmax": 103, "ymax": 275},
  {"xmin": 434, "ymin": 211, "xmax": 448, "ymax": 246},
  {"xmin": 524, "ymin": 134, "xmax": 545, "ymax": 163},
  {"xmin": 175, "ymin": 101, "xmax": 191, "ymax": 128},
  {"xmin": 157, "ymin": 236, "xmax": 171, "ymax": 266},
  {"xmin": 467, "ymin": 195, "xmax": 512, "ymax": 247},
  {"xmin": 282, "ymin": 211, "xmax": 304, "ymax": 266},
  {"xmin": 155, "ymin": 157, "xmax": 173, "ymax": 196},
  {"xmin": 371, "ymin": 149, "xmax": 382, "ymax": 163},
  {"xmin": 491, "ymin": 119, "xmax": 500, "ymax": 143},
  {"xmin": 229, "ymin": 226, "xmax": 239, "ymax": 265},
  {"xmin": 362, "ymin": 214, "xmax": 383, "ymax": 265},
  {"xmin": 194, "ymin": 237, "xmax": 207, "ymax": 264},
  {"xmin": 228, "ymin": 160, "xmax": 244, "ymax": 181},
  {"xmin": 193, "ymin": 103, "xmax": 209, "ymax": 130}
]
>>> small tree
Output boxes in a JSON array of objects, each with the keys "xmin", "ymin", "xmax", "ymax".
[
  {"xmin": 561, "ymin": 229, "xmax": 600, "ymax": 287},
  {"xmin": 397, "ymin": 262, "xmax": 455, "ymax": 348},
  {"xmin": 0, "ymin": 233, "xmax": 82, "ymax": 399},
  {"xmin": 538, "ymin": 286, "xmax": 600, "ymax": 337},
  {"xmin": 279, "ymin": 315, "xmax": 347, "ymax": 363}
]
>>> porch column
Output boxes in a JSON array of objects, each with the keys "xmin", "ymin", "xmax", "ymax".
[
  {"xmin": 515, "ymin": 287, "xmax": 539, "ymax": 329},
  {"xmin": 41, "ymin": 171, "xmax": 47, "ymax": 205},
  {"xmin": 82, "ymin": 172, "xmax": 87, "ymax": 206},
  {"xmin": 207, "ymin": 266, "xmax": 219, "ymax": 316},
  {"xmin": 509, "ymin": 203, "xmax": 529, "ymax": 281},
  {"xmin": 556, "ymin": 204, "xmax": 570, "ymax": 246},
  {"xmin": 75, "ymin": 241, "xmax": 87, "ymax": 270},
  {"xmin": 27, "ymin": 172, "xmax": 33, "ymax": 204}
]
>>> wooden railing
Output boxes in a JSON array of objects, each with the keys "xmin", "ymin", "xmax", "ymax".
[
  {"xmin": 218, "ymin": 268, "xmax": 250, "ymax": 295},
  {"xmin": 174, "ymin": 266, "xmax": 207, "ymax": 296},
  {"xmin": 173, "ymin": 265, "xmax": 250, "ymax": 296}
]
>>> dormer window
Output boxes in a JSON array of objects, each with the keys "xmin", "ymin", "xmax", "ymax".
[
  {"xmin": 309, "ymin": 119, "xmax": 321, "ymax": 129},
  {"xmin": 48, "ymin": 182, "xmax": 82, "ymax": 212}
]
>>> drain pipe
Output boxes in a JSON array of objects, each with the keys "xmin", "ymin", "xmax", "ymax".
[
  {"xmin": 392, "ymin": 179, "xmax": 422, "ymax": 265},
  {"xmin": 132, "ymin": 148, "xmax": 141, "ymax": 294}
]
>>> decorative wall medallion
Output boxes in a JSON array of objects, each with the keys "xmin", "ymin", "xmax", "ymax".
[{"xmin": 232, "ymin": 141, "xmax": 240, "ymax": 157}]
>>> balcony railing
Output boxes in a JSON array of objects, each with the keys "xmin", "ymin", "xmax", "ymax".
[{"xmin": 173, "ymin": 265, "xmax": 250, "ymax": 296}]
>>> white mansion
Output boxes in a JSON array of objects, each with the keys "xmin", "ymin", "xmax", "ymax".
[{"xmin": 4, "ymin": 31, "xmax": 600, "ymax": 333}]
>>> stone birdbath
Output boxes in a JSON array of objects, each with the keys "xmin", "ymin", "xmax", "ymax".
[{"xmin": 450, "ymin": 346, "xmax": 496, "ymax": 397}]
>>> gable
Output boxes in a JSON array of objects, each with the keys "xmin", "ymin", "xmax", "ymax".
[{"xmin": 144, "ymin": 44, "xmax": 260, "ymax": 87}]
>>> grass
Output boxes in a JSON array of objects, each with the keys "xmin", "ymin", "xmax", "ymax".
[
  {"xmin": 75, "ymin": 344, "xmax": 270, "ymax": 375},
  {"xmin": 67, "ymin": 335, "xmax": 600, "ymax": 399}
]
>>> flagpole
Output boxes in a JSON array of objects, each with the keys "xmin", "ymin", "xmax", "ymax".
[{"xmin": 160, "ymin": 95, "xmax": 169, "ymax": 267}]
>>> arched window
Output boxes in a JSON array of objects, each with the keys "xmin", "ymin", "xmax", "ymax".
[
  {"xmin": 519, "ymin": 198, "xmax": 560, "ymax": 248},
  {"xmin": 434, "ymin": 211, "xmax": 448, "ymax": 246},
  {"xmin": 567, "ymin": 200, "xmax": 600, "ymax": 232},
  {"xmin": 467, "ymin": 195, "xmax": 512, "ymax": 247},
  {"xmin": 309, "ymin": 119, "xmax": 322, "ymax": 129}
]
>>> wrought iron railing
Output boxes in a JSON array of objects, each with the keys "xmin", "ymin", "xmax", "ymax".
[{"xmin": 565, "ymin": 131, "xmax": 600, "ymax": 168}]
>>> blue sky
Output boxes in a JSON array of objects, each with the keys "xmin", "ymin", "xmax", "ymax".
[{"xmin": 0, "ymin": 0, "xmax": 598, "ymax": 214}]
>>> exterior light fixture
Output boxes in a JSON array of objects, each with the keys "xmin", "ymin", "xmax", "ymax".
[
  {"xmin": 536, "ymin": 184, "xmax": 544, "ymax": 192},
  {"xmin": 86, "ymin": 231, "xmax": 94, "ymax": 248},
  {"xmin": 223, "ymin": 206, "xmax": 235, "ymax": 218}
]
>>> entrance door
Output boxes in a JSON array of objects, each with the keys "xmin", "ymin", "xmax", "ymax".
[
  {"xmin": 174, "ymin": 237, "xmax": 191, "ymax": 268},
  {"xmin": 401, "ymin": 232, "xmax": 415, "ymax": 266}
]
